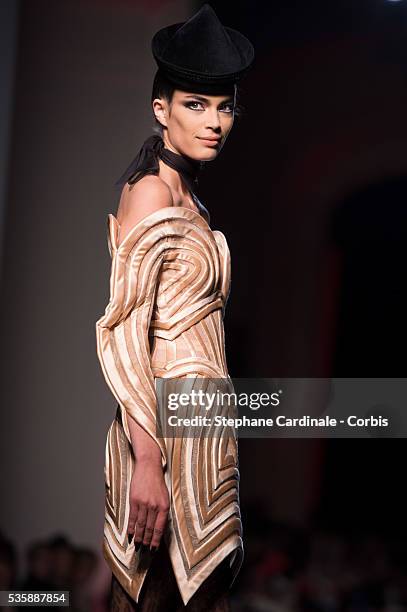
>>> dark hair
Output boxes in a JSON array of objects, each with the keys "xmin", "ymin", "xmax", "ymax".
[{"xmin": 151, "ymin": 69, "xmax": 244, "ymax": 134}]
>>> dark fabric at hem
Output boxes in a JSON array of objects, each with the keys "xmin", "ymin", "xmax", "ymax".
[{"xmin": 109, "ymin": 544, "xmax": 232, "ymax": 611}]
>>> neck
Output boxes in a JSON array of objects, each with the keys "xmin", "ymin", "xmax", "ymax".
[
  {"xmin": 113, "ymin": 132, "xmax": 203, "ymax": 196},
  {"xmin": 158, "ymin": 159, "xmax": 188, "ymax": 196},
  {"xmin": 158, "ymin": 134, "xmax": 202, "ymax": 197},
  {"xmin": 161, "ymin": 135, "xmax": 179, "ymax": 156}
]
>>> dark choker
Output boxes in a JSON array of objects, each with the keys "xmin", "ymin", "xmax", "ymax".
[{"xmin": 114, "ymin": 134, "xmax": 203, "ymax": 197}]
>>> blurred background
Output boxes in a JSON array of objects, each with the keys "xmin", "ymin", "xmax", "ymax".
[{"xmin": 1, "ymin": 0, "xmax": 407, "ymax": 610}]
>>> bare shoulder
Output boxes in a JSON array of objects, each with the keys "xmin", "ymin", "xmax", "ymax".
[
  {"xmin": 117, "ymin": 174, "xmax": 173, "ymax": 223},
  {"xmin": 116, "ymin": 175, "xmax": 174, "ymax": 245}
]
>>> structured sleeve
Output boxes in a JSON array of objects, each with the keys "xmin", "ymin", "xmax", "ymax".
[
  {"xmin": 95, "ymin": 211, "xmax": 170, "ymax": 468},
  {"xmin": 95, "ymin": 207, "xmax": 220, "ymax": 470}
]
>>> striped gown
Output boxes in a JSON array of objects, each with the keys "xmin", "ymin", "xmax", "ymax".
[{"xmin": 95, "ymin": 206, "xmax": 242, "ymax": 606}]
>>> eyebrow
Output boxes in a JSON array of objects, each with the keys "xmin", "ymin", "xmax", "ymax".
[{"xmin": 183, "ymin": 94, "xmax": 234, "ymax": 104}]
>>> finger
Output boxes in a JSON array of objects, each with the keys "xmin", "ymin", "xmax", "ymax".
[
  {"xmin": 127, "ymin": 502, "xmax": 139, "ymax": 540},
  {"xmin": 142, "ymin": 506, "xmax": 158, "ymax": 547},
  {"xmin": 150, "ymin": 509, "xmax": 168, "ymax": 550},
  {"xmin": 134, "ymin": 504, "xmax": 147, "ymax": 546}
]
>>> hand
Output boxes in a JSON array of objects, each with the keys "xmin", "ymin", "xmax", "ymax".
[{"xmin": 127, "ymin": 457, "xmax": 170, "ymax": 551}]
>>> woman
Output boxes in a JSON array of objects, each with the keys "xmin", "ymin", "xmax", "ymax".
[{"xmin": 95, "ymin": 4, "xmax": 255, "ymax": 610}]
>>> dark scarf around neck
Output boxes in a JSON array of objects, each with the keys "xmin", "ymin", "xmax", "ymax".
[{"xmin": 114, "ymin": 134, "xmax": 203, "ymax": 197}]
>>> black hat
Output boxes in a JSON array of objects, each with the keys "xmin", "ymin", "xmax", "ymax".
[{"xmin": 151, "ymin": 3, "xmax": 255, "ymax": 94}]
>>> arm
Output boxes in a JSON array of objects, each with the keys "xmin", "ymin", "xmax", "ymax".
[
  {"xmin": 96, "ymin": 176, "xmax": 173, "ymax": 551},
  {"xmin": 116, "ymin": 176, "xmax": 173, "ymax": 469}
]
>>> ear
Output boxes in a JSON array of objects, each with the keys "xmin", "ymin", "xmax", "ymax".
[{"xmin": 152, "ymin": 98, "xmax": 168, "ymax": 129}]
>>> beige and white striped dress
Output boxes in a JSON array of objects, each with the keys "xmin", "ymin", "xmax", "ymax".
[{"xmin": 95, "ymin": 206, "xmax": 242, "ymax": 605}]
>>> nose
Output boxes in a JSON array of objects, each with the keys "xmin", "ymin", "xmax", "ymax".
[{"xmin": 205, "ymin": 108, "xmax": 222, "ymax": 131}]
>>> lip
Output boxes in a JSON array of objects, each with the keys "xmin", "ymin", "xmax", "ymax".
[{"xmin": 197, "ymin": 137, "xmax": 221, "ymax": 146}]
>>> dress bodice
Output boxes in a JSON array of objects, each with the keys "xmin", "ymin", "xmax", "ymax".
[{"xmin": 104, "ymin": 207, "xmax": 231, "ymax": 339}]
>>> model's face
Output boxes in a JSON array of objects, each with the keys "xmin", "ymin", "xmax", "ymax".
[{"xmin": 153, "ymin": 88, "xmax": 236, "ymax": 161}]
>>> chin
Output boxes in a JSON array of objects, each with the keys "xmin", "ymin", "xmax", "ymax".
[
  {"xmin": 200, "ymin": 153, "xmax": 218, "ymax": 162},
  {"xmin": 194, "ymin": 147, "xmax": 219, "ymax": 162}
]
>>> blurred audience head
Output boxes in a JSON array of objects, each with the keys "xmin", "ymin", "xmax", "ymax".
[{"xmin": 0, "ymin": 531, "xmax": 17, "ymax": 589}]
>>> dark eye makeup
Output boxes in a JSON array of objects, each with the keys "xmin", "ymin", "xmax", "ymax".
[{"xmin": 184, "ymin": 100, "xmax": 234, "ymax": 113}]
